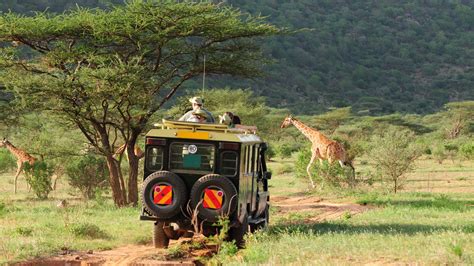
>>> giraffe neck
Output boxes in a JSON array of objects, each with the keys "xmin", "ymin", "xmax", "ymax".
[
  {"xmin": 291, "ymin": 119, "xmax": 321, "ymax": 142},
  {"xmin": 3, "ymin": 141, "xmax": 35, "ymax": 162}
]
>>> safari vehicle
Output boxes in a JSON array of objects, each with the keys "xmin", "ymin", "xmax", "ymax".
[{"xmin": 140, "ymin": 119, "xmax": 271, "ymax": 248}]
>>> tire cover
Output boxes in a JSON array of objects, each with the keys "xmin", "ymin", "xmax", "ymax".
[
  {"xmin": 190, "ymin": 174, "xmax": 238, "ymax": 223},
  {"xmin": 142, "ymin": 171, "xmax": 187, "ymax": 220}
]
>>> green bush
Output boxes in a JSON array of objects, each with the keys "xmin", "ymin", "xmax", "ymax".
[
  {"xmin": 432, "ymin": 143, "xmax": 447, "ymax": 164},
  {"xmin": 65, "ymin": 155, "xmax": 109, "ymax": 199},
  {"xmin": 23, "ymin": 161, "xmax": 53, "ymax": 200},
  {"xmin": 276, "ymin": 142, "xmax": 302, "ymax": 158},
  {"xmin": 265, "ymin": 145, "xmax": 276, "ymax": 161},
  {"xmin": 0, "ymin": 149, "xmax": 16, "ymax": 173},
  {"xmin": 295, "ymin": 148, "xmax": 354, "ymax": 188},
  {"xmin": 460, "ymin": 142, "xmax": 474, "ymax": 160},
  {"xmin": 70, "ymin": 223, "xmax": 110, "ymax": 239}
]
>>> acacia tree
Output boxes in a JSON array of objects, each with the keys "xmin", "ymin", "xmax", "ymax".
[
  {"xmin": 370, "ymin": 127, "xmax": 422, "ymax": 193},
  {"xmin": 0, "ymin": 1, "xmax": 282, "ymax": 206}
]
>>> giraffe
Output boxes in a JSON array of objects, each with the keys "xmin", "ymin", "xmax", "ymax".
[
  {"xmin": 113, "ymin": 143, "xmax": 145, "ymax": 161},
  {"xmin": 0, "ymin": 138, "xmax": 37, "ymax": 193},
  {"xmin": 280, "ymin": 115, "xmax": 354, "ymax": 188}
]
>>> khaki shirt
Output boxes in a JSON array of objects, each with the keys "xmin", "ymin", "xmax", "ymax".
[{"xmin": 178, "ymin": 108, "xmax": 215, "ymax": 123}]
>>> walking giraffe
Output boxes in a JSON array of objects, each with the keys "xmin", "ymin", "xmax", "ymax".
[
  {"xmin": 280, "ymin": 115, "xmax": 354, "ymax": 188},
  {"xmin": 0, "ymin": 138, "xmax": 37, "ymax": 193}
]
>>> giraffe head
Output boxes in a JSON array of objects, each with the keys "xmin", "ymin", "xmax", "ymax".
[
  {"xmin": 0, "ymin": 138, "xmax": 7, "ymax": 148},
  {"xmin": 280, "ymin": 115, "xmax": 294, "ymax": 128}
]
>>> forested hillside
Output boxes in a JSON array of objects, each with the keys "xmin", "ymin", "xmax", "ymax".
[
  {"xmin": 1, "ymin": 0, "xmax": 473, "ymax": 114},
  {"xmin": 0, "ymin": 0, "xmax": 122, "ymax": 13}
]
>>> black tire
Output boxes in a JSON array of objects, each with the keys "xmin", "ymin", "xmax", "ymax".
[
  {"xmin": 229, "ymin": 214, "xmax": 249, "ymax": 248},
  {"xmin": 142, "ymin": 171, "xmax": 187, "ymax": 220},
  {"xmin": 250, "ymin": 205, "xmax": 269, "ymax": 233},
  {"xmin": 190, "ymin": 174, "xmax": 238, "ymax": 223},
  {"xmin": 153, "ymin": 221, "xmax": 170, "ymax": 249}
]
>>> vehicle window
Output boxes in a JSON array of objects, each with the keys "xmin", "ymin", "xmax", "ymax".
[
  {"xmin": 170, "ymin": 142, "xmax": 215, "ymax": 173},
  {"xmin": 146, "ymin": 146, "xmax": 163, "ymax": 171},
  {"xmin": 256, "ymin": 145, "xmax": 261, "ymax": 173},
  {"xmin": 246, "ymin": 146, "xmax": 251, "ymax": 173},
  {"xmin": 251, "ymin": 145, "xmax": 258, "ymax": 173},
  {"xmin": 221, "ymin": 151, "xmax": 238, "ymax": 176},
  {"xmin": 242, "ymin": 146, "xmax": 246, "ymax": 174}
]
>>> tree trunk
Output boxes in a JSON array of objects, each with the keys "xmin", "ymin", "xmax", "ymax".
[
  {"xmin": 115, "ymin": 158, "xmax": 128, "ymax": 203},
  {"xmin": 127, "ymin": 136, "xmax": 139, "ymax": 206},
  {"xmin": 127, "ymin": 153, "xmax": 139, "ymax": 206},
  {"xmin": 106, "ymin": 154, "xmax": 127, "ymax": 207}
]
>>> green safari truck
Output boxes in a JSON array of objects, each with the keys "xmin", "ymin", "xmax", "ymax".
[{"xmin": 140, "ymin": 119, "xmax": 271, "ymax": 248}]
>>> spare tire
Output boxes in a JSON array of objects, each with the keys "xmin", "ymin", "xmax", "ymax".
[
  {"xmin": 190, "ymin": 174, "xmax": 238, "ymax": 223},
  {"xmin": 142, "ymin": 171, "xmax": 187, "ymax": 220}
]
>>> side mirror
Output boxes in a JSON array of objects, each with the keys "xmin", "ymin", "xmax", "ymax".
[
  {"xmin": 263, "ymin": 171, "xmax": 272, "ymax": 180},
  {"xmin": 260, "ymin": 142, "xmax": 268, "ymax": 152}
]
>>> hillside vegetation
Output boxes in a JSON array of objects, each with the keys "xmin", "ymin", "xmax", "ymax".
[{"xmin": 1, "ymin": 0, "xmax": 473, "ymax": 114}]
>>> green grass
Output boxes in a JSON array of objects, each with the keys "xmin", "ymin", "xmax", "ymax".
[
  {"xmin": 222, "ymin": 192, "xmax": 474, "ymax": 265},
  {"xmin": 1, "ymin": 157, "xmax": 473, "ymax": 264},
  {"xmin": 0, "ymin": 173, "xmax": 151, "ymax": 264},
  {"xmin": 217, "ymin": 158, "xmax": 474, "ymax": 265}
]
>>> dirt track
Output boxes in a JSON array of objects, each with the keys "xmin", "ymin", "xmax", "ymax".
[{"xmin": 14, "ymin": 195, "xmax": 370, "ymax": 266}]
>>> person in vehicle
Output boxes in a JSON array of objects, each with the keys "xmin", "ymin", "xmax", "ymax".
[
  {"xmin": 219, "ymin": 112, "xmax": 240, "ymax": 128},
  {"xmin": 179, "ymin": 96, "xmax": 215, "ymax": 123},
  {"xmin": 187, "ymin": 108, "xmax": 209, "ymax": 123},
  {"xmin": 219, "ymin": 112, "xmax": 257, "ymax": 132}
]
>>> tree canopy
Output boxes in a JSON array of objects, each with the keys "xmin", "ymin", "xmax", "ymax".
[{"xmin": 0, "ymin": 0, "xmax": 282, "ymax": 206}]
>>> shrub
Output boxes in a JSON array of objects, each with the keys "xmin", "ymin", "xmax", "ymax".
[
  {"xmin": 65, "ymin": 155, "xmax": 109, "ymax": 199},
  {"xmin": 165, "ymin": 244, "xmax": 187, "ymax": 259},
  {"xmin": 432, "ymin": 143, "xmax": 447, "ymax": 164},
  {"xmin": 276, "ymin": 143, "xmax": 302, "ymax": 158},
  {"xmin": 265, "ymin": 145, "xmax": 276, "ymax": 161},
  {"xmin": 0, "ymin": 149, "xmax": 15, "ymax": 173},
  {"xmin": 460, "ymin": 142, "xmax": 474, "ymax": 160},
  {"xmin": 23, "ymin": 161, "xmax": 53, "ymax": 200},
  {"xmin": 70, "ymin": 223, "xmax": 109, "ymax": 239},
  {"xmin": 369, "ymin": 127, "xmax": 421, "ymax": 193},
  {"xmin": 295, "ymin": 148, "xmax": 355, "ymax": 189}
]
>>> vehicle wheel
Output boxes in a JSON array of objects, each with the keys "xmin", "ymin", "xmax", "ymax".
[
  {"xmin": 190, "ymin": 174, "xmax": 238, "ymax": 223},
  {"xmin": 229, "ymin": 214, "xmax": 249, "ymax": 248},
  {"xmin": 250, "ymin": 205, "xmax": 269, "ymax": 233},
  {"xmin": 153, "ymin": 221, "xmax": 170, "ymax": 249},
  {"xmin": 142, "ymin": 171, "xmax": 187, "ymax": 220}
]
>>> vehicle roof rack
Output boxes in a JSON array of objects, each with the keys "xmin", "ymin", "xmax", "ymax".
[{"xmin": 153, "ymin": 119, "xmax": 257, "ymax": 134}]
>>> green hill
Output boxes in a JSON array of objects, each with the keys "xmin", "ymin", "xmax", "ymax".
[{"xmin": 1, "ymin": 0, "xmax": 473, "ymax": 114}]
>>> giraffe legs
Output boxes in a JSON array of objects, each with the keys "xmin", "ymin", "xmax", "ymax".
[
  {"xmin": 13, "ymin": 162, "xmax": 22, "ymax": 194},
  {"xmin": 306, "ymin": 152, "xmax": 317, "ymax": 189}
]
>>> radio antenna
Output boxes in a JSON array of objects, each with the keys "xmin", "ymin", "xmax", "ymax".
[{"xmin": 202, "ymin": 54, "xmax": 206, "ymax": 90}]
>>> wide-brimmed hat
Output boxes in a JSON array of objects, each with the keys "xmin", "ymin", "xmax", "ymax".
[
  {"xmin": 189, "ymin": 96, "xmax": 203, "ymax": 105},
  {"xmin": 192, "ymin": 108, "xmax": 208, "ymax": 119}
]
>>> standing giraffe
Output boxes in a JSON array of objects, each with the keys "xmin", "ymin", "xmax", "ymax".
[
  {"xmin": 0, "ymin": 138, "xmax": 37, "ymax": 193},
  {"xmin": 280, "ymin": 115, "xmax": 354, "ymax": 188}
]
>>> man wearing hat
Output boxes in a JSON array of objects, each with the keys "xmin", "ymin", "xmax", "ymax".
[
  {"xmin": 190, "ymin": 109, "xmax": 210, "ymax": 123},
  {"xmin": 179, "ymin": 96, "xmax": 215, "ymax": 123}
]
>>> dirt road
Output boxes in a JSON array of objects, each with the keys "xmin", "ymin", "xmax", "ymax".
[{"xmin": 14, "ymin": 195, "xmax": 370, "ymax": 266}]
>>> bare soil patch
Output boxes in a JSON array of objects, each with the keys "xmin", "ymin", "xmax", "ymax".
[
  {"xmin": 273, "ymin": 195, "xmax": 371, "ymax": 222},
  {"xmin": 14, "ymin": 195, "xmax": 370, "ymax": 266}
]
